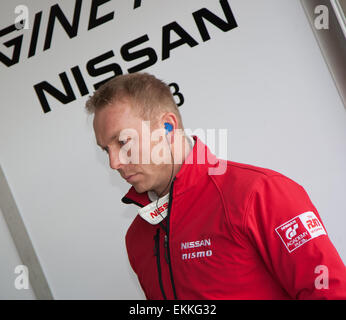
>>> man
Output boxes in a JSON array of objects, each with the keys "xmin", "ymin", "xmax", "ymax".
[{"xmin": 86, "ymin": 72, "xmax": 346, "ymax": 299}]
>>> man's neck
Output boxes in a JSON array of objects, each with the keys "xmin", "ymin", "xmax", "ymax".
[{"xmin": 151, "ymin": 135, "xmax": 194, "ymax": 198}]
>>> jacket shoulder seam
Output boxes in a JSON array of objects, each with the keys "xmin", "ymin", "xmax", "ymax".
[
  {"xmin": 209, "ymin": 174, "xmax": 240, "ymax": 238},
  {"xmin": 241, "ymin": 174, "xmax": 299, "ymax": 234}
]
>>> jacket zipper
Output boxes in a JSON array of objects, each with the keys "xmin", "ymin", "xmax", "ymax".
[
  {"xmin": 154, "ymin": 228, "xmax": 167, "ymax": 300},
  {"xmin": 153, "ymin": 178, "xmax": 178, "ymax": 300},
  {"xmin": 165, "ymin": 178, "xmax": 178, "ymax": 299}
]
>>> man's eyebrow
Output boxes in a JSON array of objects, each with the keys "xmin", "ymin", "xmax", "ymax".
[{"xmin": 97, "ymin": 133, "xmax": 119, "ymax": 149}]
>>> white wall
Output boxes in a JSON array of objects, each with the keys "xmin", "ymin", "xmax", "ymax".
[{"xmin": 0, "ymin": 0, "xmax": 345, "ymax": 299}]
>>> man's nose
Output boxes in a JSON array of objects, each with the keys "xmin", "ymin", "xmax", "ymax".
[{"xmin": 108, "ymin": 150, "xmax": 123, "ymax": 170}]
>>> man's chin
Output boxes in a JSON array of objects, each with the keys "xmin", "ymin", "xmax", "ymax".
[{"xmin": 132, "ymin": 183, "xmax": 148, "ymax": 194}]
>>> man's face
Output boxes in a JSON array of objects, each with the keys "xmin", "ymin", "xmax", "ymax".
[{"xmin": 93, "ymin": 99, "xmax": 170, "ymax": 194}]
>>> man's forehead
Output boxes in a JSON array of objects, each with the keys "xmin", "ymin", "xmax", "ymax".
[
  {"xmin": 93, "ymin": 106, "xmax": 144, "ymax": 147},
  {"xmin": 93, "ymin": 107, "xmax": 121, "ymax": 146},
  {"xmin": 93, "ymin": 103, "xmax": 126, "ymax": 130}
]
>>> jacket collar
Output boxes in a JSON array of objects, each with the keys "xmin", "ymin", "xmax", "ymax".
[{"xmin": 121, "ymin": 136, "xmax": 220, "ymax": 207}]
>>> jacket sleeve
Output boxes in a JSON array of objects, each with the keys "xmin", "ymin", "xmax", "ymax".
[{"xmin": 244, "ymin": 174, "xmax": 346, "ymax": 299}]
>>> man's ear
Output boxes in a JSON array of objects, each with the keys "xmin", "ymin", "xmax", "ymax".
[{"xmin": 161, "ymin": 112, "xmax": 178, "ymax": 133}]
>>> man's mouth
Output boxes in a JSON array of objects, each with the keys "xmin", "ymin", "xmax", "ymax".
[{"xmin": 124, "ymin": 173, "xmax": 138, "ymax": 182}]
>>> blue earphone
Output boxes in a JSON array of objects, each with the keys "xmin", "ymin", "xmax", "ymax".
[{"xmin": 164, "ymin": 122, "xmax": 173, "ymax": 134}]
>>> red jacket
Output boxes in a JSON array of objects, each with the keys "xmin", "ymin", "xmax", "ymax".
[{"xmin": 123, "ymin": 136, "xmax": 346, "ymax": 299}]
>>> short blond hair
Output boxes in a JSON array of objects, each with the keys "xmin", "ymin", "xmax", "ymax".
[{"xmin": 85, "ymin": 72, "xmax": 183, "ymax": 128}]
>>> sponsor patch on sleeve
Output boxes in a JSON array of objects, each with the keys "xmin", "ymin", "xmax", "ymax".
[{"xmin": 275, "ymin": 211, "xmax": 327, "ymax": 253}]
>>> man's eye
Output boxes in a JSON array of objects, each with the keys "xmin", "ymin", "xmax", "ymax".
[{"xmin": 119, "ymin": 139, "xmax": 129, "ymax": 146}]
